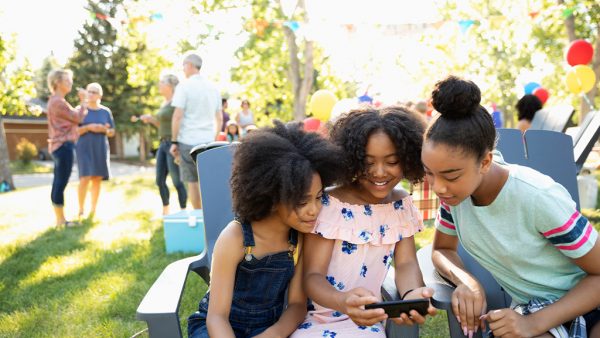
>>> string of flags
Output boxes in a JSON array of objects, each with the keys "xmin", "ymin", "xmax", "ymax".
[
  {"xmin": 89, "ymin": 2, "xmax": 586, "ymax": 37},
  {"xmin": 89, "ymin": 10, "xmax": 163, "ymax": 28},
  {"xmin": 243, "ymin": 2, "xmax": 588, "ymax": 37}
]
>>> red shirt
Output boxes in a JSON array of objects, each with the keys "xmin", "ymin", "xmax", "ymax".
[{"xmin": 47, "ymin": 95, "xmax": 86, "ymax": 153}]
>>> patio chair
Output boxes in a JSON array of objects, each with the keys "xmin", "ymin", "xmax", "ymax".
[
  {"xmin": 529, "ymin": 104, "xmax": 574, "ymax": 133},
  {"xmin": 383, "ymin": 129, "xmax": 580, "ymax": 338},
  {"xmin": 573, "ymin": 111, "xmax": 600, "ymax": 173},
  {"xmin": 136, "ymin": 142, "xmax": 235, "ymax": 338}
]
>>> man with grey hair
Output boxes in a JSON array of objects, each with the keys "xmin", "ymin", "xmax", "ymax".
[{"xmin": 170, "ymin": 52, "xmax": 222, "ymax": 209}]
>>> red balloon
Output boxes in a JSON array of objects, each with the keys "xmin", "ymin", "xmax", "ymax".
[
  {"xmin": 532, "ymin": 87, "xmax": 549, "ymax": 105},
  {"xmin": 566, "ymin": 40, "xmax": 594, "ymax": 66},
  {"xmin": 303, "ymin": 117, "xmax": 321, "ymax": 132}
]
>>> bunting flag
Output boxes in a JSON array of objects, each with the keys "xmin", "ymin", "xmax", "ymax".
[
  {"xmin": 90, "ymin": 10, "xmax": 164, "ymax": 28},
  {"xmin": 90, "ymin": 3, "xmax": 582, "ymax": 37},
  {"xmin": 458, "ymin": 19, "xmax": 476, "ymax": 34}
]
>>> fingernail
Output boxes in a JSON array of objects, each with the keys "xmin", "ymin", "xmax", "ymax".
[
  {"xmin": 475, "ymin": 326, "xmax": 478, "ymax": 334},
  {"xmin": 456, "ymin": 315, "xmax": 461, "ymax": 323},
  {"xmin": 463, "ymin": 326, "xmax": 467, "ymax": 336},
  {"xmin": 479, "ymin": 314, "xmax": 487, "ymax": 320},
  {"xmin": 468, "ymin": 330, "xmax": 473, "ymax": 338}
]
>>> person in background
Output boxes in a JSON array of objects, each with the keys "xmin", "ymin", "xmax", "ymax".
[
  {"xmin": 236, "ymin": 99, "xmax": 255, "ymax": 132},
  {"xmin": 170, "ymin": 52, "xmax": 222, "ymax": 210},
  {"xmin": 47, "ymin": 69, "xmax": 88, "ymax": 227},
  {"xmin": 137, "ymin": 73, "xmax": 188, "ymax": 215},
  {"xmin": 76, "ymin": 82, "xmax": 115, "ymax": 219},
  {"xmin": 490, "ymin": 102, "xmax": 504, "ymax": 128},
  {"xmin": 516, "ymin": 94, "xmax": 542, "ymax": 133},
  {"xmin": 224, "ymin": 120, "xmax": 241, "ymax": 143},
  {"xmin": 221, "ymin": 98, "xmax": 230, "ymax": 132},
  {"xmin": 244, "ymin": 124, "xmax": 258, "ymax": 134}
]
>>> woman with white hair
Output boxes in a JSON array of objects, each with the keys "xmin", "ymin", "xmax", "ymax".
[
  {"xmin": 137, "ymin": 73, "xmax": 188, "ymax": 215},
  {"xmin": 47, "ymin": 69, "xmax": 88, "ymax": 227},
  {"xmin": 76, "ymin": 82, "xmax": 115, "ymax": 219}
]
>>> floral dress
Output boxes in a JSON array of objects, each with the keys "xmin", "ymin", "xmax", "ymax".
[{"xmin": 291, "ymin": 192, "xmax": 423, "ymax": 338}]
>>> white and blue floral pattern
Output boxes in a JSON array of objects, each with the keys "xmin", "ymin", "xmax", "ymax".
[
  {"xmin": 358, "ymin": 230, "xmax": 372, "ymax": 242},
  {"xmin": 393, "ymin": 200, "xmax": 403, "ymax": 210},
  {"xmin": 298, "ymin": 322, "xmax": 312, "ymax": 329},
  {"xmin": 363, "ymin": 205, "xmax": 373, "ymax": 216},
  {"xmin": 358, "ymin": 325, "xmax": 381, "ymax": 332},
  {"xmin": 321, "ymin": 193, "xmax": 330, "ymax": 206},
  {"xmin": 341, "ymin": 208, "xmax": 354, "ymax": 220},
  {"xmin": 379, "ymin": 224, "xmax": 389, "ymax": 237},
  {"xmin": 341, "ymin": 241, "xmax": 357, "ymax": 254},
  {"xmin": 360, "ymin": 264, "xmax": 368, "ymax": 277},
  {"xmin": 322, "ymin": 330, "xmax": 337, "ymax": 337}
]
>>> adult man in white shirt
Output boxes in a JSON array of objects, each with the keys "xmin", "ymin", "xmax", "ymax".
[{"xmin": 170, "ymin": 53, "xmax": 222, "ymax": 209}]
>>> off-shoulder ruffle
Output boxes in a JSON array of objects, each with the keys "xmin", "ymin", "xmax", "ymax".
[{"xmin": 313, "ymin": 192, "xmax": 424, "ymax": 245}]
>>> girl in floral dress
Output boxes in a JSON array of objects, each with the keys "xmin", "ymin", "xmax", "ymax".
[{"xmin": 292, "ymin": 107, "xmax": 437, "ymax": 337}]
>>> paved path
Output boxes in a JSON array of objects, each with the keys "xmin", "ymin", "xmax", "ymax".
[{"xmin": 13, "ymin": 161, "xmax": 153, "ymax": 188}]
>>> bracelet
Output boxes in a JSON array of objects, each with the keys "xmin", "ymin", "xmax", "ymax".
[
  {"xmin": 171, "ymin": 141, "xmax": 179, "ymax": 145},
  {"xmin": 400, "ymin": 288, "xmax": 416, "ymax": 300}
]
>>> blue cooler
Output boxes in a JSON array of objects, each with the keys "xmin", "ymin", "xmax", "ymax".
[{"xmin": 163, "ymin": 210, "xmax": 205, "ymax": 254}]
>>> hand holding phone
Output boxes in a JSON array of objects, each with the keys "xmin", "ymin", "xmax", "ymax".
[{"xmin": 364, "ymin": 298, "xmax": 430, "ymax": 318}]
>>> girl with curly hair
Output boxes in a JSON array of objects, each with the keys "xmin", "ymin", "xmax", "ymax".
[
  {"xmin": 187, "ymin": 120, "xmax": 343, "ymax": 338},
  {"xmin": 293, "ymin": 107, "xmax": 436, "ymax": 337},
  {"xmin": 424, "ymin": 76, "xmax": 600, "ymax": 338}
]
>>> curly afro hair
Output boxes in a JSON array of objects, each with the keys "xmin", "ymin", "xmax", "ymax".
[
  {"xmin": 516, "ymin": 94, "xmax": 542, "ymax": 122},
  {"xmin": 426, "ymin": 75, "xmax": 496, "ymax": 160},
  {"xmin": 329, "ymin": 106, "xmax": 426, "ymax": 186},
  {"xmin": 230, "ymin": 120, "xmax": 343, "ymax": 223}
]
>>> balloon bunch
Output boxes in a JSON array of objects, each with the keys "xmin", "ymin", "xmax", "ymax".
[
  {"xmin": 564, "ymin": 39, "xmax": 596, "ymax": 108},
  {"xmin": 303, "ymin": 90, "xmax": 338, "ymax": 134},
  {"xmin": 523, "ymin": 82, "xmax": 549, "ymax": 105}
]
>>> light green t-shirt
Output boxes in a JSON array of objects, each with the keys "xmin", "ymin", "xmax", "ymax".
[{"xmin": 435, "ymin": 158, "xmax": 598, "ymax": 304}]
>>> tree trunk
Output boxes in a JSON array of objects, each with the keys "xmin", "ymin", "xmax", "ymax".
[
  {"xmin": 559, "ymin": 0, "xmax": 577, "ymax": 42},
  {"xmin": 0, "ymin": 116, "xmax": 15, "ymax": 190},
  {"xmin": 282, "ymin": 0, "xmax": 314, "ymax": 121}
]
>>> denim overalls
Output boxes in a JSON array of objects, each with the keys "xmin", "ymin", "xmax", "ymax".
[{"xmin": 188, "ymin": 221, "xmax": 298, "ymax": 338}]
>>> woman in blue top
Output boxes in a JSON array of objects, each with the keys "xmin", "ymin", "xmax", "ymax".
[
  {"xmin": 76, "ymin": 82, "xmax": 115, "ymax": 219},
  {"xmin": 187, "ymin": 120, "xmax": 343, "ymax": 338},
  {"xmin": 423, "ymin": 76, "xmax": 600, "ymax": 338}
]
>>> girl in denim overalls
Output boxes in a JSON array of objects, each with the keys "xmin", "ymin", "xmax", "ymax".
[{"xmin": 188, "ymin": 120, "xmax": 343, "ymax": 338}]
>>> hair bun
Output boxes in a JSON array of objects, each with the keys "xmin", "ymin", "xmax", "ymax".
[{"xmin": 431, "ymin": 76, "xmax": 481, "ymax": 118}]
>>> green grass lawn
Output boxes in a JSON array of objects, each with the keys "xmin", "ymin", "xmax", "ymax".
[
  {"xmin": 0, "ymin": 174, "xmax": 205, "ymax": 337},
  {"xmin": 1, "ymin": 173, "xmax": 598, "ymax": 337}
]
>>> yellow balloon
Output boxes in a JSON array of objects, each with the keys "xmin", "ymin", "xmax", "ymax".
[
  {"xmin": 566, "ymin": 65, "xmax": 597, "ymax": 94},
  {"xmin": 309, "ymin": 90, "xmax": 338, "ymax": 121}
]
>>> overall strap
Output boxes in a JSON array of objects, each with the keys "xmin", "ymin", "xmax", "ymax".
[{"xmin": 240, "ymin": 221, "xmax": 255, "ymax": 258}]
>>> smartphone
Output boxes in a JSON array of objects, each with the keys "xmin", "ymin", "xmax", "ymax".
[{"xmin": 364, "ymin": 298, "xmax": 430, "ymax": 317}]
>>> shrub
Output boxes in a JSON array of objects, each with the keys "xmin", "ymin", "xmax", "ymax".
[{"xmin": 15, "ymin": 138, "xmax": 38, "ymax": 164}]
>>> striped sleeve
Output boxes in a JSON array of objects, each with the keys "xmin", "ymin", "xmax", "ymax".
[
  {"xmin": 435, "ymin": 201, "xmax": 457, "ymax": 236},
  {"xmin": 535, "ymin": 185, "xmax": 598, "ymax": 259},
  {"xmin": 541, "ymin": 211, "xmax": 597, "ymax": 258}
]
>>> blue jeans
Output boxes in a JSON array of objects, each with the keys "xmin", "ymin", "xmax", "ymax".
[
  {"xmin": 156, "ymin": 141, "xmax": 187, "ymax": 208},
  {"xmin": 50, "ymin": 142, "xmax": 75, "ymax": 206}
]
